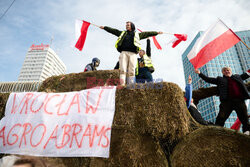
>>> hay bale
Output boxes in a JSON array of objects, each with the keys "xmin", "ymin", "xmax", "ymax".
[
  {"xmin": 38, "ymin": 70, "xmax": 120, "ymax": 92},
  {"xmin": 113, "ymin": 82, "xmax": 194, "ymax": 141},
  {"xmin": 171, "ymin": 126, "xmax": 250, "ymax": 167},
  {"xmin": 0, "ymin": 93, "xmax": 9, "ymax": 119},
  {"xmin": 89, "ymin": 129, "xmax": 168, "ymax": 167}
]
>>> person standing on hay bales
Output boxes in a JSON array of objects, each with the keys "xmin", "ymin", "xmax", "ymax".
[
  {"xmin": 99, "ymin": 22, "xmax": 162, "ymax": 85},
  {"xmin": 195, "ymin": 67, "xmax": 250, "ymax": 133},
  {"xmin": 136, "ymin": 38, "xmax": 154, "ymax": 83},
  {"xmin": 84, "ymin": 57, "xmax": 100, "ymax": 72},
  {"xmin": 185, "ymin": 75, "xmax": 213, "ymax": 125}
]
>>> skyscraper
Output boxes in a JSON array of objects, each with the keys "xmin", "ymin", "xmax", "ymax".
[
  {"xmin": 18, "ymin": 44, "xmax": 66, "ymax": 82},
  {"xmin": 182, "ymin": 30, "xmax": 250, "ymax": 128}
]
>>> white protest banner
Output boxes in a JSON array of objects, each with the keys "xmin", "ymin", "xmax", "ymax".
[{"xmin": 0, "ymin": 87, "xmax": 116, "ymax": 158}]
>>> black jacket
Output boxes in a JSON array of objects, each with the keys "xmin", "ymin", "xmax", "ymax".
[
  {"xmin": 104, "ymin": 26, "xmax": 158, "ymax": 53},
  {"xmin": 199, "ymin": 72, "xmax": 250, "ymax": 101},
  {"xmin": 84, "ymin": 63, "xmax": 96, "ymax": 72},
  {"xmin": 146, "ymin": 38, "xmax": 151, "ymax": 57}
]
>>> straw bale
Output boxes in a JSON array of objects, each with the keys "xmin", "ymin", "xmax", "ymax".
[
  {"xmin": 0, "ymin": 93, "xmax": 9, "ymax": 119},
  {"xmin": 171, "ymin": 126, "xmax": 250, "ymax": 167},
  {"xmin": 38, "ymin": 70, "xmax": 120, "ymax": 92}
]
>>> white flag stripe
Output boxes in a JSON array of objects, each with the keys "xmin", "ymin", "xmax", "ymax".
[
  {"xmin": 187, "ymin": 20, "xmax": 228, "ymax": 60},
  {"xmin": 75, "ymin": 19, "xmax": 82, "ymax": 41}
]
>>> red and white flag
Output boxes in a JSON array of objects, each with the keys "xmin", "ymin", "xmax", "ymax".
[
  {"xmin": 187, "ymin": 19, "xmax": 241, "ymax": 69},
  {"xmin": 171, "ymin": 34, "xmax": 187, "ymax": 48},
  {"xmin": 75, "ymin": 20, "xmax": 91, "ymax": 51}
]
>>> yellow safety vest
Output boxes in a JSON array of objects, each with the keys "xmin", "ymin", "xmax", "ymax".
[
  {"xmin": 135, "ymin": 54, "xmax": 154, "ymax": 75},
  {"xmin": 115, "ymin": 31, "xmax": 141, "ymax": 52}
]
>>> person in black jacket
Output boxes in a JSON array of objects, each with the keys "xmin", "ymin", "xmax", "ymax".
[
  {"xmin": 195, "ymin": 67, "xmax": 250, "ymax": 132},
  {"xmin": 100, "ymin": 22, "xmax": 162, "ymax": 85},
  {"xmin": 84, "ymin": 57, "xmax": 100, "ymax": 72}
]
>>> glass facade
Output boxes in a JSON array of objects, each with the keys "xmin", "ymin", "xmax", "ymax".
[{"xmin": 182, "ymin": 30, "xmax": 250, "ymax": 129}]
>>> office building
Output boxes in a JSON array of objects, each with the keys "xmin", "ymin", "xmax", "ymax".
[{"xmin": 18, "ymin": 43, "xmax": 66, "ymax": 82}]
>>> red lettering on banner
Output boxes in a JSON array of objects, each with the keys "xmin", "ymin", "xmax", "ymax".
[
  {"xmin": 101, "ymin": 127, "xmax": 111, "ymax": 148},
  {"xmin": 7, "ymin": 123, "xmax": 21, "ymax": 146},
  {"xmin": 86, "ymin": 77, "xmax": 96, "ymax": 89},
  {"xmin": 70, "ymin": 123, "xmax": 82, "ymax": 148},
  {"xmin": 91, "ymin": 125, "xmax": 105, "ymax": 147},
  {"xmin": 116, "ymin": 79, "xmax": 124, "ymax": 89},
  {"xmin": 97, "ymin": 79, "xmax": 104, "ymax": 87},
  {"xmin": 44, "ymin": 94, "xmax": 60, "ymax": 115},
  {"xmin": 43, "ymin": 125, "xmax": 58, "ymax": 149},
  {"xmin": 11, "ymin": 93, "xmax": 18, "ymax": 114},
  {"xmin": 19, "ymin": 123, "xmax": 32, "ymax": 148},
  {"xmin": 2, "ymin": 122, "xmax": 111, "ymax": 152},
  {"xmin": 105, "ymin": 79, "xmax": 114, "ymax": 89},
  {"xmin": 58, "ymin": 124, "xmax": 71, "ymax": 149},
  {"xmin": 79, "ymin": 124, "xmax": 92, "ymax": 147},
  {"xmin": 85, "ymin": 90, "xmax": 104, "ymax": 114},
  {"xmin": 56, "ymin": 94, "xmax": 67, "ymax": 116},
  {"xmin": 30, "ymin": 124, "xmax": 46, "ymax": 147},
  {"xmin": 0, "ymin": 126, "xmax": 6, "ymax": 146},
  {"xmin": 30, "ymin": 93, "xmax": 48, "ymax": 113},
  {"xmin": 64, "ymin": 93, "xmax": 81, "ymax": 115},
  {"xmin": 19, "ymin": 93, "xmax": 34, "ymax": 114}
]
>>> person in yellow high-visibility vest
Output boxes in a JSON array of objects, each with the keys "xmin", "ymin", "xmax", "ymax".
[
  {"xmin": 100, "ymin": 22, "xmax": 162, "ymax": 85},
  {"xmin": 136, "ymin": 38, "xmax": 154, "ymax": 83}
]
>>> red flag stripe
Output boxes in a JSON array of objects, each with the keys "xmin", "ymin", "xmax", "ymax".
[
  {"xmin": 75, "ymin": 21, "xmax": 90, "ymax": 51},
  {"xmin": 137, "ymin": 28, "xmax": 162, "ymax": 50},
  {"xmin": 230, "ymin": 118, "xmax": 241, "ymax": 130},
  {"xmin": 152, "ymin": 36, "xmax": 162, "ymax": 50},
  {"xmin": 189, "ymin": 29, "xmax": 240, "ymax": 69}
]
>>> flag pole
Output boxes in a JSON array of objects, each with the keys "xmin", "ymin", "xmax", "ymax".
[
  {"xmin": 76, "ymin": 19, "xmax": 101, "ymax": 28},
  {"xmin": 163, "ymin": 32, "xmax": 174, "ymax": 35},
  {"xmin": 90, "ymin": 23, "xmax": 100, "ymax": 28},
  {"xmin": 240, "ymin": 40, "xmax": 250, "ymax": 49}
]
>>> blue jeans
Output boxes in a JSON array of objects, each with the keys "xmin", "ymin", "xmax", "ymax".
[{"xmin": 136, "ymin": 67, "xmax": 153, "ymax": 83}]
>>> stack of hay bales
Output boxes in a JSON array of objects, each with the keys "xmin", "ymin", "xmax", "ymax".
[{"xmin": 0, "ymin": 70, "xmax": 249, "ymax": 167}]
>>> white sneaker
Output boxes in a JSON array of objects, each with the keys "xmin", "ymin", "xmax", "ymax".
[{"xmin": 244, "ymin": 131, "xmax": 249, "ymax": 135}]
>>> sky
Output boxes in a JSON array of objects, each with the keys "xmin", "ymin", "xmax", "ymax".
[{"xmin": 0, "ymin": 0, "xmax": 249, "ymax": 90}]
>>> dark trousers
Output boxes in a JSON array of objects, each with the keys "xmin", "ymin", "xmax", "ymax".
[
  {"xmin": 216, "ymin": 99, "xmax": 249, "ymax": 132},
  {"xmin": 136, "ymin": 67, "xmax": 153, "ymax": 83},
  {"xmin": 188, "ymin": 106, "xmax": 209, "ymax": 125}
]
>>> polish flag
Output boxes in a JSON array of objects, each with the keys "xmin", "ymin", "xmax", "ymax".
[
  {"xmin": 187, "ymin": 20, "xmax": 241, "ymax": 69},
  {"xmin": 75, "ymin": 20, "xmax": 91, "ymax": 51},
  {"xmin": 171, "ymin": 34, "xmax": 187, "ymax": 48}
]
